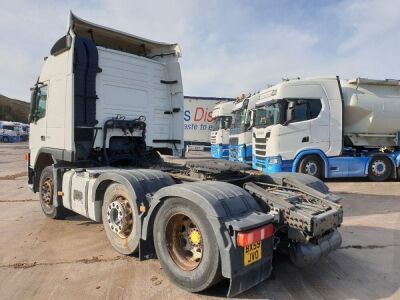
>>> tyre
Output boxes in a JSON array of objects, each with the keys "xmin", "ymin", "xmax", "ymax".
[
  {"xmin": 153, "ymin": 197, "xmax": 222, "ymax": 293},
  {"xmin": 298, "ymin": 155, "xmax": 323, "ymax": 179},
  {"xmin": 39, "ymin": 166, "xmax": 67, "ymax": 219},
  {"xmin": 3, "ymin": 136, "xmax": 9, "ymax": 143},
  {"xmin": 102, "ymin": 183, "xmax": 140, "ymax": 255},
  {"xmin": 368, "ymin": 156, "xmax": 392, "ymax": 182}
]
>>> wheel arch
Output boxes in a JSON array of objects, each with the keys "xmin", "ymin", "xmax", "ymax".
[
  {"xmin": 292, "ymin": 149, "xmax": 328, "ymax": 178},
  {"xmin": 144, "ymin": 181, "xmax": 274, "ymax": 296},
  {"xmin": 91, "ymin": 169, "xmax": 175, "ymax": 222},
  {"xmin": 32, "ymin": 151, "xmax": 55, "ymax": 192}
]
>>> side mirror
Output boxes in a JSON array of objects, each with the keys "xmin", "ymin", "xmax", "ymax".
[
  {"xmin": 247, "ymin": 110, "xmax": 255, "ymax": 129},
  {"xmin": 251, "ymin": 111, "xmax": 256, "ymax": 127},
  {"xmin": 29, "ymin": 87, "xmax": 38, "ymax": 123},
  {"xmin": 224, "ymin": 119, "xmax": 230, "ymax": 129},
  {"xmin": 284, "ymin": 101, "xmax": 295, "ymax": 125}
]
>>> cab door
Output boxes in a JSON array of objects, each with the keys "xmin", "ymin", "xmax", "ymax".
[
  {"xmin": 29, "ymin": 84, "xmax": 49, "ymax": 167},
  {"xmin": 278, "ymin": 100, "xmax": 311, "ymax": 158}
]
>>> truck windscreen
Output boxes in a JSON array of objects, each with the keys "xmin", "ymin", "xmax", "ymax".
[
  {"xmin": 213, "ymin": 116, "xmax": 232, "ymax": 130},
  {"xmin": 232, "ymin": 109, "xmax": 246, "ymax": 129},
  {"xmin": 3, "ymin": 125, "xmax": 16, "ymax": 131},
  {"xmin": 255, "ymin": 102, "xmax": 284, "ymax": 127}
]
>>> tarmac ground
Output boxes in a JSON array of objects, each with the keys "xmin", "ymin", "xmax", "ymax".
[{"xmin": 0, "ymin": 143, "xmax": 398, "ymax": 299}]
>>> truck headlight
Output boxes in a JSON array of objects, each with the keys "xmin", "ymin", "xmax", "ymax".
[{"xmin": 268, "ymin": 156, "xmax": 281, "ymax": 165}]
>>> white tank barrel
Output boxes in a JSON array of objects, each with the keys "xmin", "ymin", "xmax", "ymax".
[{"xmin": 341, "ymin": 78, "xmax": 400, "ymax": 147}]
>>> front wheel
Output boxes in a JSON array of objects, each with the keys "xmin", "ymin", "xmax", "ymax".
[
  {"xmin": 153, "ymin": 197, "xmax": 222, "ymax": 293},
  {"xmin": 39, "ymin": 166, "xmax": 67, "ymax": 219},
  {"xmin": 298, "ymin": 155, "xmax": 323, "ymax": 179},
  {"xmin": 368, "ymin": 156, "xmax": 392, "ymax": 182}
]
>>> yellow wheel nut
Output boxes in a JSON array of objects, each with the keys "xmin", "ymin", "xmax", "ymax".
[{"xmin": 190, "ymin": 230, "xmax": 201, "ymax": 245}]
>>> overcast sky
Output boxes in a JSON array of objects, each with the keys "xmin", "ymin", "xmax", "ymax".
[{"xmin": 1, "ymin": 0, "xmax": 399, "ymax": 101}]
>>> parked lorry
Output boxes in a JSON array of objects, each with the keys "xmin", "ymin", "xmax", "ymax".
[
  {"xmin": 12, "ymin": 122, "xmax": 29, "ymax": 141},
  {"xmin": 18, "ymin": 123, "xmax": 30, "ymax": 141},
  {"xmin": 0, "ymin": 121, "xmax": 20, "ymax": 142},
  {"xmin": 28, "ymin": 14, "xmax": 343, "ymax": 297},
  {"xmin": 210, "ymin": 101, "xmax": 234, "ymax": 159},
  {"xmin": 252, "ymin": 76, "xmax": 400, "ymax": 181},
  {"xmin": 229, "ymin": 92, "xmax": 260, "ymax": 163},
  {"xmin": 184, "ymin": 96, "xmax": 233, "ymax": 152}
]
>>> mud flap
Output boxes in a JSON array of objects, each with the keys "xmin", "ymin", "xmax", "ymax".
[{"xmin": 226, "ymin": 237, "xmax": 273, "ymax": 297}]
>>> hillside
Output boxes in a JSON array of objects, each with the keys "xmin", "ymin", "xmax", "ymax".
[{"xmin": 0, "ymin": 95, "xmax": 30, "ymax": 123}]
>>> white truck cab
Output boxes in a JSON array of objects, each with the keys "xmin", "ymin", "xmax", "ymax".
[
  {"xmin": 29, "ymin": 13, "xmax": 184, "ymax": 186},
  {"xmin": 210, "ymin": 101, "xmax": 234, "ymax": 159},
  {"xmin": 229, "ymin": 92, "xmax": 260, "ymax": 163},
  {"xmin": 252, "ymin": 76, "xmax": 400, "ymax": 181}
]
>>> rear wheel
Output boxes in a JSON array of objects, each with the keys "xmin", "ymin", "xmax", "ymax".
[
  {"xmin": 368, "ymin": 156, "xmax": 392, "ymax": 182},
  {"xmin": 153, "ymin": 197, "xmax": 222, "ymax": 292},
  {"xmin": 39, "ymin": 166, "xmax": 67, "ymax": 219},
  {"xmin": 298, "ymin": 155, "xmax": 323, "ymax": 179},
  {"xmin": 102, "ymin": 183, "xmax": 140, "ymax": 255}
]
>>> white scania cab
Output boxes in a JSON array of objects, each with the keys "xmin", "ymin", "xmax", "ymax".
[
  {"xmin": 210, "ymin": 101, "xmax": 234, "ymax": 159},
  {"xmin": 229, "ymin": 92, "xmax": 260, "ymax": 163}
]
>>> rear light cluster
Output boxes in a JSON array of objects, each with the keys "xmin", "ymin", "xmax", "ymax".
[{"xmin": 236, "ymin": 223, "xmax": 273, "ymax": 247}]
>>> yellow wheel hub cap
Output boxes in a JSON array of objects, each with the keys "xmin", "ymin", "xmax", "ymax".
[{"xmin": 190, "ymin": 230, "xmax": 201, "ymax": 245}]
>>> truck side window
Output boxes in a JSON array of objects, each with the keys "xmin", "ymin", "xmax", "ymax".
[
  {"xmin": 291, "ymin": 99, "xmax": 321, "ymax": 123},
  {"xmin": 35, "ymin": 85, "xmax": 48, "ymax": 120},
  {"xmin": 293, "ymin": 101, "xmax": 308, "ymax": 122},
  {"xmin": 308, "ymin": 99, "xmax": 322, "ymax": 119}
]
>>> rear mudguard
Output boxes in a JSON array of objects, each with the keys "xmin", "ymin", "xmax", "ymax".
[{"xmin": 143, "ymin": 181, "xmax": 274, "ymax": 297}]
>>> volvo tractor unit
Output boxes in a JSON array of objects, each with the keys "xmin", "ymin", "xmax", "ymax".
[
  {"xmin": 210, "ymin": 101, "xmax": 234, "ymax": 159},
  {"xmin": 28, "ymin": 14, "xmax": 344, "ymax": 297},
  {"xmin": 229, "ymin": 93, "xmax": 260, "ymax": 163},
  {"xmin": 252, "ymin": 76, "xmax": 400, "ymax": 181}
]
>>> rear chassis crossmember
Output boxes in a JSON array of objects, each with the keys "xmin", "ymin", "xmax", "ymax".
[{"xmin": 243, "ymin": 181, "xmax": 343, "ymax": 240}]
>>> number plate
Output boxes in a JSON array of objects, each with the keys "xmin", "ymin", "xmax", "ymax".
[{"xmin": 243, "ymin": 241, "xmax": 262, "ymax": 266}]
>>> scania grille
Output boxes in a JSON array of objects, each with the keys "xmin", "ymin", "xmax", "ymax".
[
  {"xmin": 255, "ymin": 138, "xmax": 267, "ymax": 143},
  {"xmin": 229, "ymin": 137, "xmax": 238, "ymax": 145},
  {"xmin": 255, "ymin": 150, "xmax": 266, "ymax": 156},
  {"xmin": 255, "ymin": 143, "xmax": 265, "ymax": 150}
]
